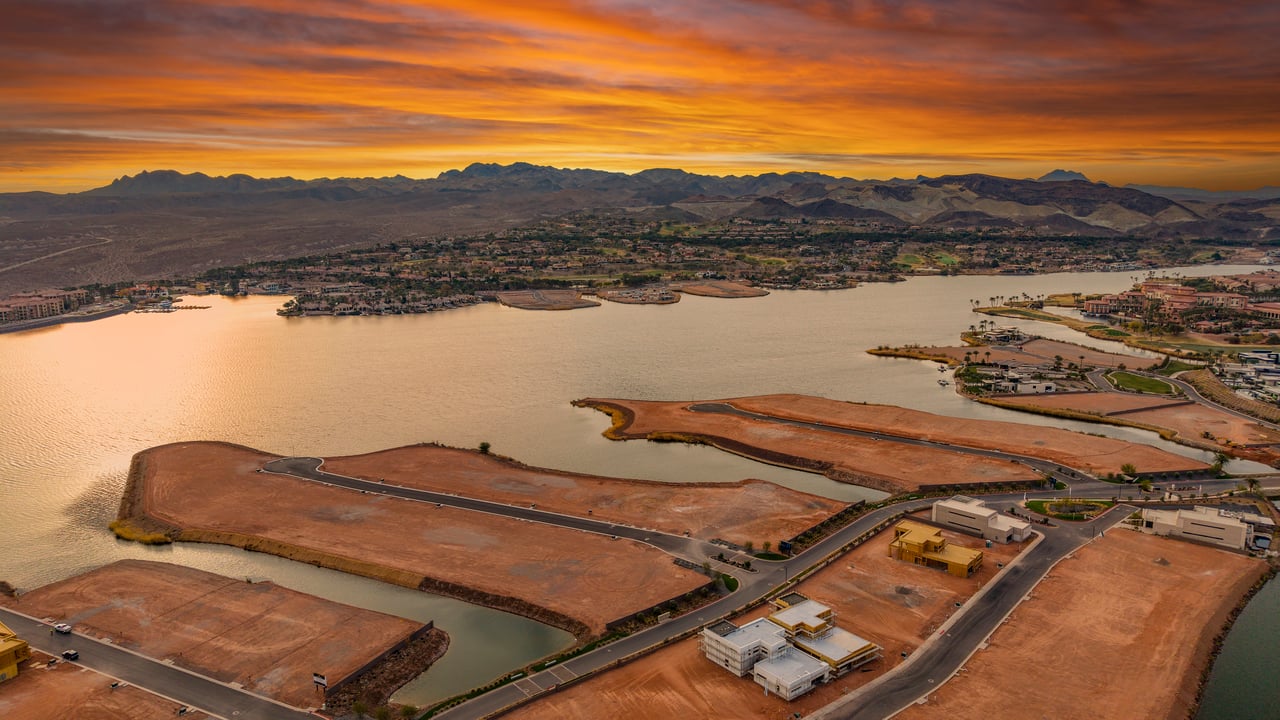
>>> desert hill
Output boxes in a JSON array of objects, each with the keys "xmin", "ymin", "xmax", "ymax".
[{"xmin": 0, "ymin": 163, "xmax": 1277, "ymax": 294}]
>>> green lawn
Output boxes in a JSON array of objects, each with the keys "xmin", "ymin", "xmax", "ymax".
[
  {"xmin": 1107, "ymin": 371, "xmax": 1177, "ymax": 395},
  {"xmin": 1155, "ymin": 359, "xmax": 1203, "ymax": 376}
]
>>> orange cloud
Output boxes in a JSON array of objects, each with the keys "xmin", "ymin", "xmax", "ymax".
[{"xmin": 1, "ymin": 0, "xmax": 1277, "ymax": 191}]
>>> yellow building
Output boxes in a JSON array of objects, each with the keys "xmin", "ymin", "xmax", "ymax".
[
  {"xmin": 0, "ymin": 620, "xmax": 32, "ymax": 683},
  {"xmin": 888, "ymin": 520, "xmax": 983, "ymax": 577}
]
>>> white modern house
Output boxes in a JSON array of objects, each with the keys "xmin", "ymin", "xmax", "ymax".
[
  {"xmin": 700, "ymin": 594, "xmax": 881, "ymax": 700},
  {"xmin": 932, "ymin": 496, "xmax": 1031, "ymax": 543},
  {"xmin": 1138, "ymin": 506, "xmax": 1253, "ymax": 550}
]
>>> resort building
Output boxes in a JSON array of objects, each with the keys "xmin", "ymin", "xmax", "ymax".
[
  {"xmin": 1081, "ymin": 282, "xmax": 1247, "ymax": 321},
  {"xmin": 0, "ymin": 620, "xmax": 31, "ymax": 683},
  {"xmin": 888, "ymin": 520, "xmax": 984, "ymax": 577},
  {"xmin": 1138, "ymin": 506, "xmax": 1253, "ymax": 550},
  {"xmin": 932, "ymin": 496, "xmax": 1032, "ymax": 543},
  {"xmin": 0, "ymin": 288, "xmax": 88, "ymax": 325},
  {"xmin": 700, "ymin": 594, "xmax": 882, "ymax": 700}
]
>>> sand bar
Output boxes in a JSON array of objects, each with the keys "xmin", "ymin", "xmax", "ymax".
[
  {"xmin": 117, "ymin": 442, "xmax": 709, "ymax": 637},
  {"xmin": 670, "ymin": 280, "xmax": 769, "ymax": 298},
  {"xmin": 894, "ymin": 530, "xmax": 1267, "ymax": 720},
  {"xmin": 873, "ymin": 337, "xmax": 1148, "ymax": 369}
]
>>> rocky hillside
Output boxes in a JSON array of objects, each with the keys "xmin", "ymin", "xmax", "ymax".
[{"xmin": 0, "ymin": 164, "xmax": 1277, "ymax": 294}]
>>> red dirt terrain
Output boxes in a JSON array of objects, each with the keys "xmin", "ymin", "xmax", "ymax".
[
  {"xmin": 510, "ymin": 518, "xmax": 1024, "ymax": 720},
  {"xmin": 0, "ymin": 651, "xmax": 210, "ymax": 720},
  {"xmin": 321, "ymin": 444, "xmax": 846, "ymax": 544},
  {"xmin": 4, "ymin": 559, "xmax": 426, "ymax": 709},
  {"xmin": 580, "ymin": 394, "xmax": 1206, "ymax": 492},
  {"xmin": 894, "ymin": 530, "xmax": 1267, "ymax": 720},
  {"xmin": 117, "ymin": 442, "xmax": 718, "ymax": 637}
]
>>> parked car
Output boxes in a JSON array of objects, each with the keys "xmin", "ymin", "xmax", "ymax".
[
  {"xmin": 53, "ymin": 623, "xmax": 72, "ymax": 634},
  {"xmin": 61, "ymin": 650, "xmax": 79, "ymax": 661}
]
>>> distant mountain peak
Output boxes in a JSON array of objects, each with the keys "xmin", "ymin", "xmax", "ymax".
[
  {"xmin": 86, "ymin": 169, "xmax": 304, "ymax": 195},
  {"xmin": 1037, "ymin": 169, "xmax": 1090, "ymax": 183}
]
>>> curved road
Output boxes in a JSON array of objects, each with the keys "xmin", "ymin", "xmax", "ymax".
[
  {"xmin": 263, "ymin": 456, "xmax": 1136, "ymax": 720},
  {"xmin": 262, "ymin": 457, "xmax": 717, "ymax": 565}
]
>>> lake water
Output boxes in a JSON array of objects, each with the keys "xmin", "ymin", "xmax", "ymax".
[{"xmin": 0, "ymin": 264, "xmax": 1272, "ymax": 709}]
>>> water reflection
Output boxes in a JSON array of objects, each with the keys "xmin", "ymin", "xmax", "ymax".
[{"xmin": 1, "ymin": 264, "xmax": 1271, "ymax": 705}]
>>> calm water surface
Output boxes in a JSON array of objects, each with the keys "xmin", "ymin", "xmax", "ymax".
[{"xmin": 0, "ymin": 264, "xmax": 1272, "ymax": 708}]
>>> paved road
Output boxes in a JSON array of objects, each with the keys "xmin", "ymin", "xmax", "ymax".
[
  {"xmin": 827, "ymin": 505, "xmax": 1134, "ymax": 720},
  {"xmin": 428, "ymin": 494, "xmax": 939, "ymax": 720},
  {"xmin": 262, "ymin": 457, "xmax": 717, "ymax": 565},
  {"xmin": 264, "ymin": 435, "xmax": 1274, "ymax": 720},
  {"xmin": 1163, "ymin": 372, "xmax": 1280, "ymax": 431},
  {"xmin": 0, "ymin": 606, "xmax": 315, "ymax": 720}
]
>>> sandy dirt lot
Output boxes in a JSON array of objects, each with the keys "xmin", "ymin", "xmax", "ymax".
[
  {"xmin": 509, "ymin": 519, "xmax": 1024, "ymax": 720},
  {"xmin": 6, "ymin": 559, "xmax": 424, "ymax": 709},
  {"xmin": 997, "ymin": 392, "xmax": 1280, "ymax": 448},
  {"xmin": 322, "ymin": 445, "xmax": 846, "ymax": 545},
  {"xmin": 129, "ymin": 443, "xmax": 707, "ymax": 636},
  {"xmin": 670, "ymin": 280, "xmax": 769, "ymax": 298},
  {"xmin": 494, "ymin": 290, "xmax": 600, "ymax": 310},
  {"xmin": 887, "ymin": 338, "xmax": 1147, "ymax": 369},
  {"xmin": 594, "ymin": 288, "xmax": 680, "ymax": 305},
  {"xmin": 625, "ymin": 399, "xmax": 1040, "ymax": 492},
  {"xmin": 895, "ymin": 530, "xmax": 1267, "ymax": 720},
  {"xmin": 727, "ymin": 394, "xmax": 1204, "ymax": 474},
  {"xmin": 0, "ymin": 652, "xmax": 209, "ymax": 720},
  {"xmin": 586, "ymin": 394, "xmax": 1205, "ymax": 490}
]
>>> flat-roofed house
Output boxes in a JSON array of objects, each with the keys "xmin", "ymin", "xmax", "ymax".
[
  {"xmin": 1139, "ymin": 506, "xmax": 1252, "ymax": 550},
  {"xmin": 889, "ymin": 520, "xmax": 984, "ymax": 577},
  {"xmin": 933, "ymin": 496, "xmax": 1032, "ymax": 543}
]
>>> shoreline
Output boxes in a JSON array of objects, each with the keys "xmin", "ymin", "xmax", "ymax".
[
  {"xmin": 111, "ymin": 442, "xmax": 595, "ymax": 642},
  {"xmin": 0, "ymin": 300, "xmax": 133, "ymax": 335},
  {"xmin": 1183, "ymin": 564, "xmax": 1279, "ymax": 720}
]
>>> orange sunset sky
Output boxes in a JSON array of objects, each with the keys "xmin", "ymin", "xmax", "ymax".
[{"xmin": 3, "ymin": 0, "xmax": 1278, "ymax": 192}]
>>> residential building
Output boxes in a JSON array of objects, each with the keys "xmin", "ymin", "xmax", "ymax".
[
  {"xmin": 888, "ymin": 520, "xmax": 984, "ymax": 577},
  {"xmin": 0, "ymin": 289, "xmax": 88, "ymax": 325},
  {"xmin": 0, "ymin": 621, "xmax": 31, "ymax": 683},
  {"xmin": 700, "ymin": 594, "xmax": 882, "ymax": 700},
  {"xmin": 1138, "ymin": 506, "xmax": 1252, "ymax": 550},
  {"xmin": 932, "ymin": 496, "xmax": 1031, "ymax": 543}
]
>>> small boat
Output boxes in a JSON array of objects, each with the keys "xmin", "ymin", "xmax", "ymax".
[{"xmin": 938, "ymin": 379, "xmax": 950, "ymax": 386}]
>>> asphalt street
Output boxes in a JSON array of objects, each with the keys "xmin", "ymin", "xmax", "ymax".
[{"xmin": 0, "ymin": 606, "xmax": 315, "ymax": 720}]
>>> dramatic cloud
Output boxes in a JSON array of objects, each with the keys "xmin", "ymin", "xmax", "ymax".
[{"xmin": 2, "ymin": 0, "xmax": 1277, "ymax": 190}]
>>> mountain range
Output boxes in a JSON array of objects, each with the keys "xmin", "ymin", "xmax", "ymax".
[{"xmin": 1, "ymin": 164, "xmax": 1277, "ymax": 295}]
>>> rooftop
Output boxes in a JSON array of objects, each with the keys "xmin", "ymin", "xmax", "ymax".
[
  {"xmin": 714, "ymin": 617, "xmax": 788, "ymax": 652},
  {"xmin": 770, "ymin": 599, "xmax": 833, "ymax": 635},
  {"xmin": 753, "ymin": 646, "xmax": 829, "ymax": 685},
  {"xmin": 794, "ymin": 627, "xmax": 879, "ymax": 666}
]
